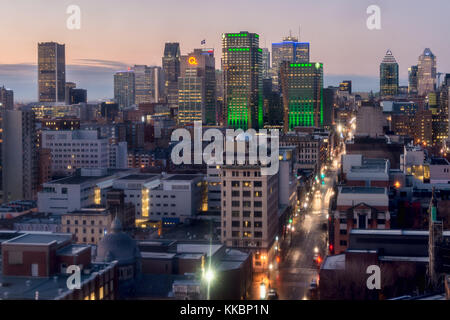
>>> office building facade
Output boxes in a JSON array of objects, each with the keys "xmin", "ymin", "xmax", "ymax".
[
  {"xmin": 38, "ymin": 42, "xmax": 66, "ymax": 103},
  {"xmin": 178, "ymin": 48, "xmax": 216, "ymax": 125},
  {"xmin": 380, "ymin": 50, "xmax": 399, "ymax": 97},
  {"xmin": 222, "ymin": 31, "xmax": 263, "ymax": 130},
  {"xmin": 162, "ymin": 43, "xmax": 181, "ymax": 106},
  {"xmin": 418, "ymin": 48, "xmax": 437, "ymax": 97},
  {"xmin": 271, "ymin": 36, "xmax": 310, "ymax": 91},
  {"xmin": 280, "ymin": 61, "xmax": 324, "ymax": 132},
  {"xmin": 114, "ymin": 70, "xmax": 135, "ymax": 109}
]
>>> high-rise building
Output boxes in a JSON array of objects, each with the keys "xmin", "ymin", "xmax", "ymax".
[
  {"xmin": 114, "ymin": 70, "xmax": 135, "ymax": 109},
  {"xmin": 271, "ymin": 36, "xmax": 310, "ymax": 91},
  {"xmin": 2, "ymin": 110, "xmax": 38, "ymax": 202},
  {"xmin": 220, "ymin": 162, "xmax": 279, "ymax": 272},
  {"xmin": 38, "ymin": 42, "xmax": 66, "ymax": 103},
  {"xmin": 380, "ymin": 50, "xmax": 399, "ymax": 97},
  {"xmin": 280, "ymin": 61, "xmax": 324, "ymax": 132},
  {"xmin": 261, "ymin": 48, "xmax": 271, "ymax": 80},
  {"xmin": 162, "ymin": 43, "xmax": 181, "ymax": 106},
  {"xmin": 178, "ymin": 48, "xmax": 216, "ymax": 125},
  {"xmin": 418, "ymin": 48, "xmax": 437, "ymax": 97},
  {"xmin": 0, "ymin": 86, "xmax": 14, "ymax": 199},
  {"xmin": 339, "ymin": 81, "xmax": 352, "ymax": 94},
  {"xmin": 222, "ymin": 31, "xmax": 263, "ymax": 130},
  {"xmin": 133, "ymin": 65, "xmax": 163, "ymax": 105},
  {"xmin": 0, "ymin": 86, "xmax": 14, "ymax": 110},
  {"xmin": 408, "ymin": 65, "xmax": 419, "ymax": 95}
]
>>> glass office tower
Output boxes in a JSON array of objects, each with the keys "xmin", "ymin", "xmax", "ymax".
[
  {"xmin": 280, "ymin": 62, "xmax": 323, "ymax": 132},
  {"xmin": 380, "ymin": 50, "xmax": 399, "ymax": 97},
  {"xmin": 178, "ymin": 48, "xmax": 216, "ymax": 125},
  {"xmin": 222, "ymin": 31, "xmax": 262, "ymax": 130},
  {"xmin": 272, "ymin": 36, "xmax": 310, "ymax": 91},
  {"xmin": 418, "ymin": 48, "xmax": 437, "ymax": 97},
  {"xmin": 38, "ymin": 42, "xmax": 66, "ymax": 103},
  {"xmin": 162, "ymin": 43, "xmax": 181, "ymax": 106}
]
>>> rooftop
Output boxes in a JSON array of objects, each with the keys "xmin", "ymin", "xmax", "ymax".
[
  {"xmin": 56, "ymin": 244, "xmax": 90, "ymax": 256},
  {"xmin": 165, "ymin": 174, "xmax": 201, "ymax": 181},
  {"xmin": 340, "ymin": 187, "xmax": 386, "ymax": 194},
  {"xmin": 118, "ymin": 174, "xmax": 159, "ymax": 181},
  {"xmin": 3, "ymin": 233, "xmax": 72, "ymax": 245}
]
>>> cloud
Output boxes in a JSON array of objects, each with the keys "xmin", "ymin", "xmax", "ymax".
[{"xmin": 0, "ymin": 59, "xmax": 129, "ymax": 102}]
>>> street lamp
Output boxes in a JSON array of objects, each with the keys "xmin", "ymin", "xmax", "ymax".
[
  {"xmin": 203, "ymin": 268, "xmax": 215, "ymax": 300},
  {"xmin": 259, "ymin": 282, "xmax": 267, "ymax": 300}
]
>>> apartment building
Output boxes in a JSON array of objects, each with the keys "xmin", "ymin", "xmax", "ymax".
[{"xmin": 220, "ymin": 164, "xmax": 279, "ymax": 272}]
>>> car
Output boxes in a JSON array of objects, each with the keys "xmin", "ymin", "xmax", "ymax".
[
  {"xmin": 267, "ymin": 289, "xmax": 279, "ymax": 300},
  {"xmin": 309, "ymin": 279, "xmax": 318, "ymax": 290}
]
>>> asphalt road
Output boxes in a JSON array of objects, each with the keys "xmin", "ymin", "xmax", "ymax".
[{"xmin": 250, "ymin": 169, "xmax": 337, "ymax": 300}]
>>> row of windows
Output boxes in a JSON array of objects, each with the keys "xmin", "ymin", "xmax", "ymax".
[
  {"xmin": 224, "ymin": 181, "xmax": 263, "ymax": 188},
  {"xmin": 69, "ymin": 228, "xmax": 103, "ymax": 234},
  {"xmin": 66, "ymin": 220, "xmax": 104, "ymax": 225},
  {"xmin": 225, "ymin": 191, "xmax": 263, "ymax": 197}
]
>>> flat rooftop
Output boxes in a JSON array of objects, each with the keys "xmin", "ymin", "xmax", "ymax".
[
  {"xmin": 3, "ymin": 233, "xmax": 72, "ymax": 245},
  {"xmin": 56, "ymin": 244, "xmax": 90, "ymax": 256},
  {"xmin": 49, "ymin": 175, "xmax": 109, "ymax": 185},
  {"xmin": 165, "ymin": 175, "xmax": 200, "ymax": 181},
  {"xmin": 118, "ymin": 174, "xmax": 159, "ymax": 181},
  {"xmin": 340, "ymin": 187, "xmax": 386, "ymax": 194}
]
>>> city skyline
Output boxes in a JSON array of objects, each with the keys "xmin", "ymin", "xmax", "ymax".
[{"xmin": 1, "ymin": 0, "xmax": 450, "ymax": 101}]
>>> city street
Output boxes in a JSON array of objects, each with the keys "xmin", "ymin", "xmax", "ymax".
[{"xmin": 249, "ymin": 167, "xmax": 338, "ymax": 300}]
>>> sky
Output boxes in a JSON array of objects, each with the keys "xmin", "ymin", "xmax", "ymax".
[{"xmin": 1, "ymin": 0, "xmax": 450, "ymax": 102}]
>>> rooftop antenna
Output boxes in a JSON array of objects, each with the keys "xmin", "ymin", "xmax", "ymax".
[{"xmin": 299, "ymin": 26, "xmax": 301, "ymax": 42}]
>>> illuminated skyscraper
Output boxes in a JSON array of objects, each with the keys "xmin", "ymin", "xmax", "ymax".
[
  {"xmin": 38, "ymin": 42, "xmax": 66, "ymax": 103},
  {"xmin": 2, "ymin": 110, "xmax": 38, "ymax": 202},
  {"xmin": 380, "ymin": 50, "xmax": 399, "ymax": 97},
  {"xmin": 272, "ymin": 36, "xmax": 310, "ymax": 91},
  {"xmin": 133, "ymin": 65, "xmax": 164, "ymax": 105},
  {"xmin": 222, "ymin": 31, "xmax": 263, "ymax": 130},
  {"xmin": 418, "ymin": 48, "xmax": 437, "ymax": 97},
  {"xmin": 162, "ymin": 43, "xmax": 181, "ymax": 106},
  {"xmin": 261, "ymin": 48, "xmax": 271, "ymax": 79},
  {"xmin": 114, "ymin": 70, "xmax": 135, "ymax": 109},
  {"xmin": 178, "ymin": 48, "xmax": 216, "ymax": 125},
  {"xmin": 280, "ymin": 61, "xmax": 324, "ymax": 132},
  {"xmin": 408, "ymin": 65, "xmax": 419, "ymax": 95}
]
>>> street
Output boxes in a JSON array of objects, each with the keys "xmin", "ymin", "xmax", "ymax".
[{"xmin": 250, "ymin": 167, "xmax": 337, "ymax": 300}]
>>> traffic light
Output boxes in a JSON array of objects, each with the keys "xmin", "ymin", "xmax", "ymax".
[{"xmin": 289, "ymin": 219, "xmax": 293, "ymax": 224}]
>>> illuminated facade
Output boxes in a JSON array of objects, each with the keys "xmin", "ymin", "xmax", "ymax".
[
  {"xmin": 418, "ymin": 48, "xmax": 437, "ymax": 97},
  {"xmin": 271, "ymin": 36, "xmax": 310, "ymax": 91},
  {"xmin": 38, "ymin": 42, "xmax": 66, "ymax": 103},
  {"xmin": 408, "ymin": 65, "xmax": 419, "ymax": 94},
  {"xmin": 280, "ymin": 62, "xmax": 324, "ymax": 132},
  {"xmin": 132, "ymin": 65, "xmax": 163, "ymax": 105},
  {"xmin": 380, "ymin": 50, "xmax": 399, "ymax": 97},
  {"xmin": 114, "ymin": 70, "xmax": 135, "ymax": 109},
  {"xmin": 162, "ymin": 42, "xmax": 181, "ymax": 106},
  {"xmin": 178, "ymin": 49, "xmax": 216, "ymax": 125},
  {"xmin": 222, "ymin": 31, "xmax": 263, "ymax": 130}
]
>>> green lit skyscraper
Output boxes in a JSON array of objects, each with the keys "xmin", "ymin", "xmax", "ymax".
[
  {"xmin": 280, "ymin": 61, "xmax": 323, "ymax": 132},
  {"xmin": 380, "ymin": 50, "xmax": 399, "ymax": 97},
  {"xmin": 222, "ymin": 31, "xmax": 263, "ymax": 130}
]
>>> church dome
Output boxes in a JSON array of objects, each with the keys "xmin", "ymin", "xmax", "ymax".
[{"xmin": 96, "ymin": 217, "xmax": 141, "ymax": 266}]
